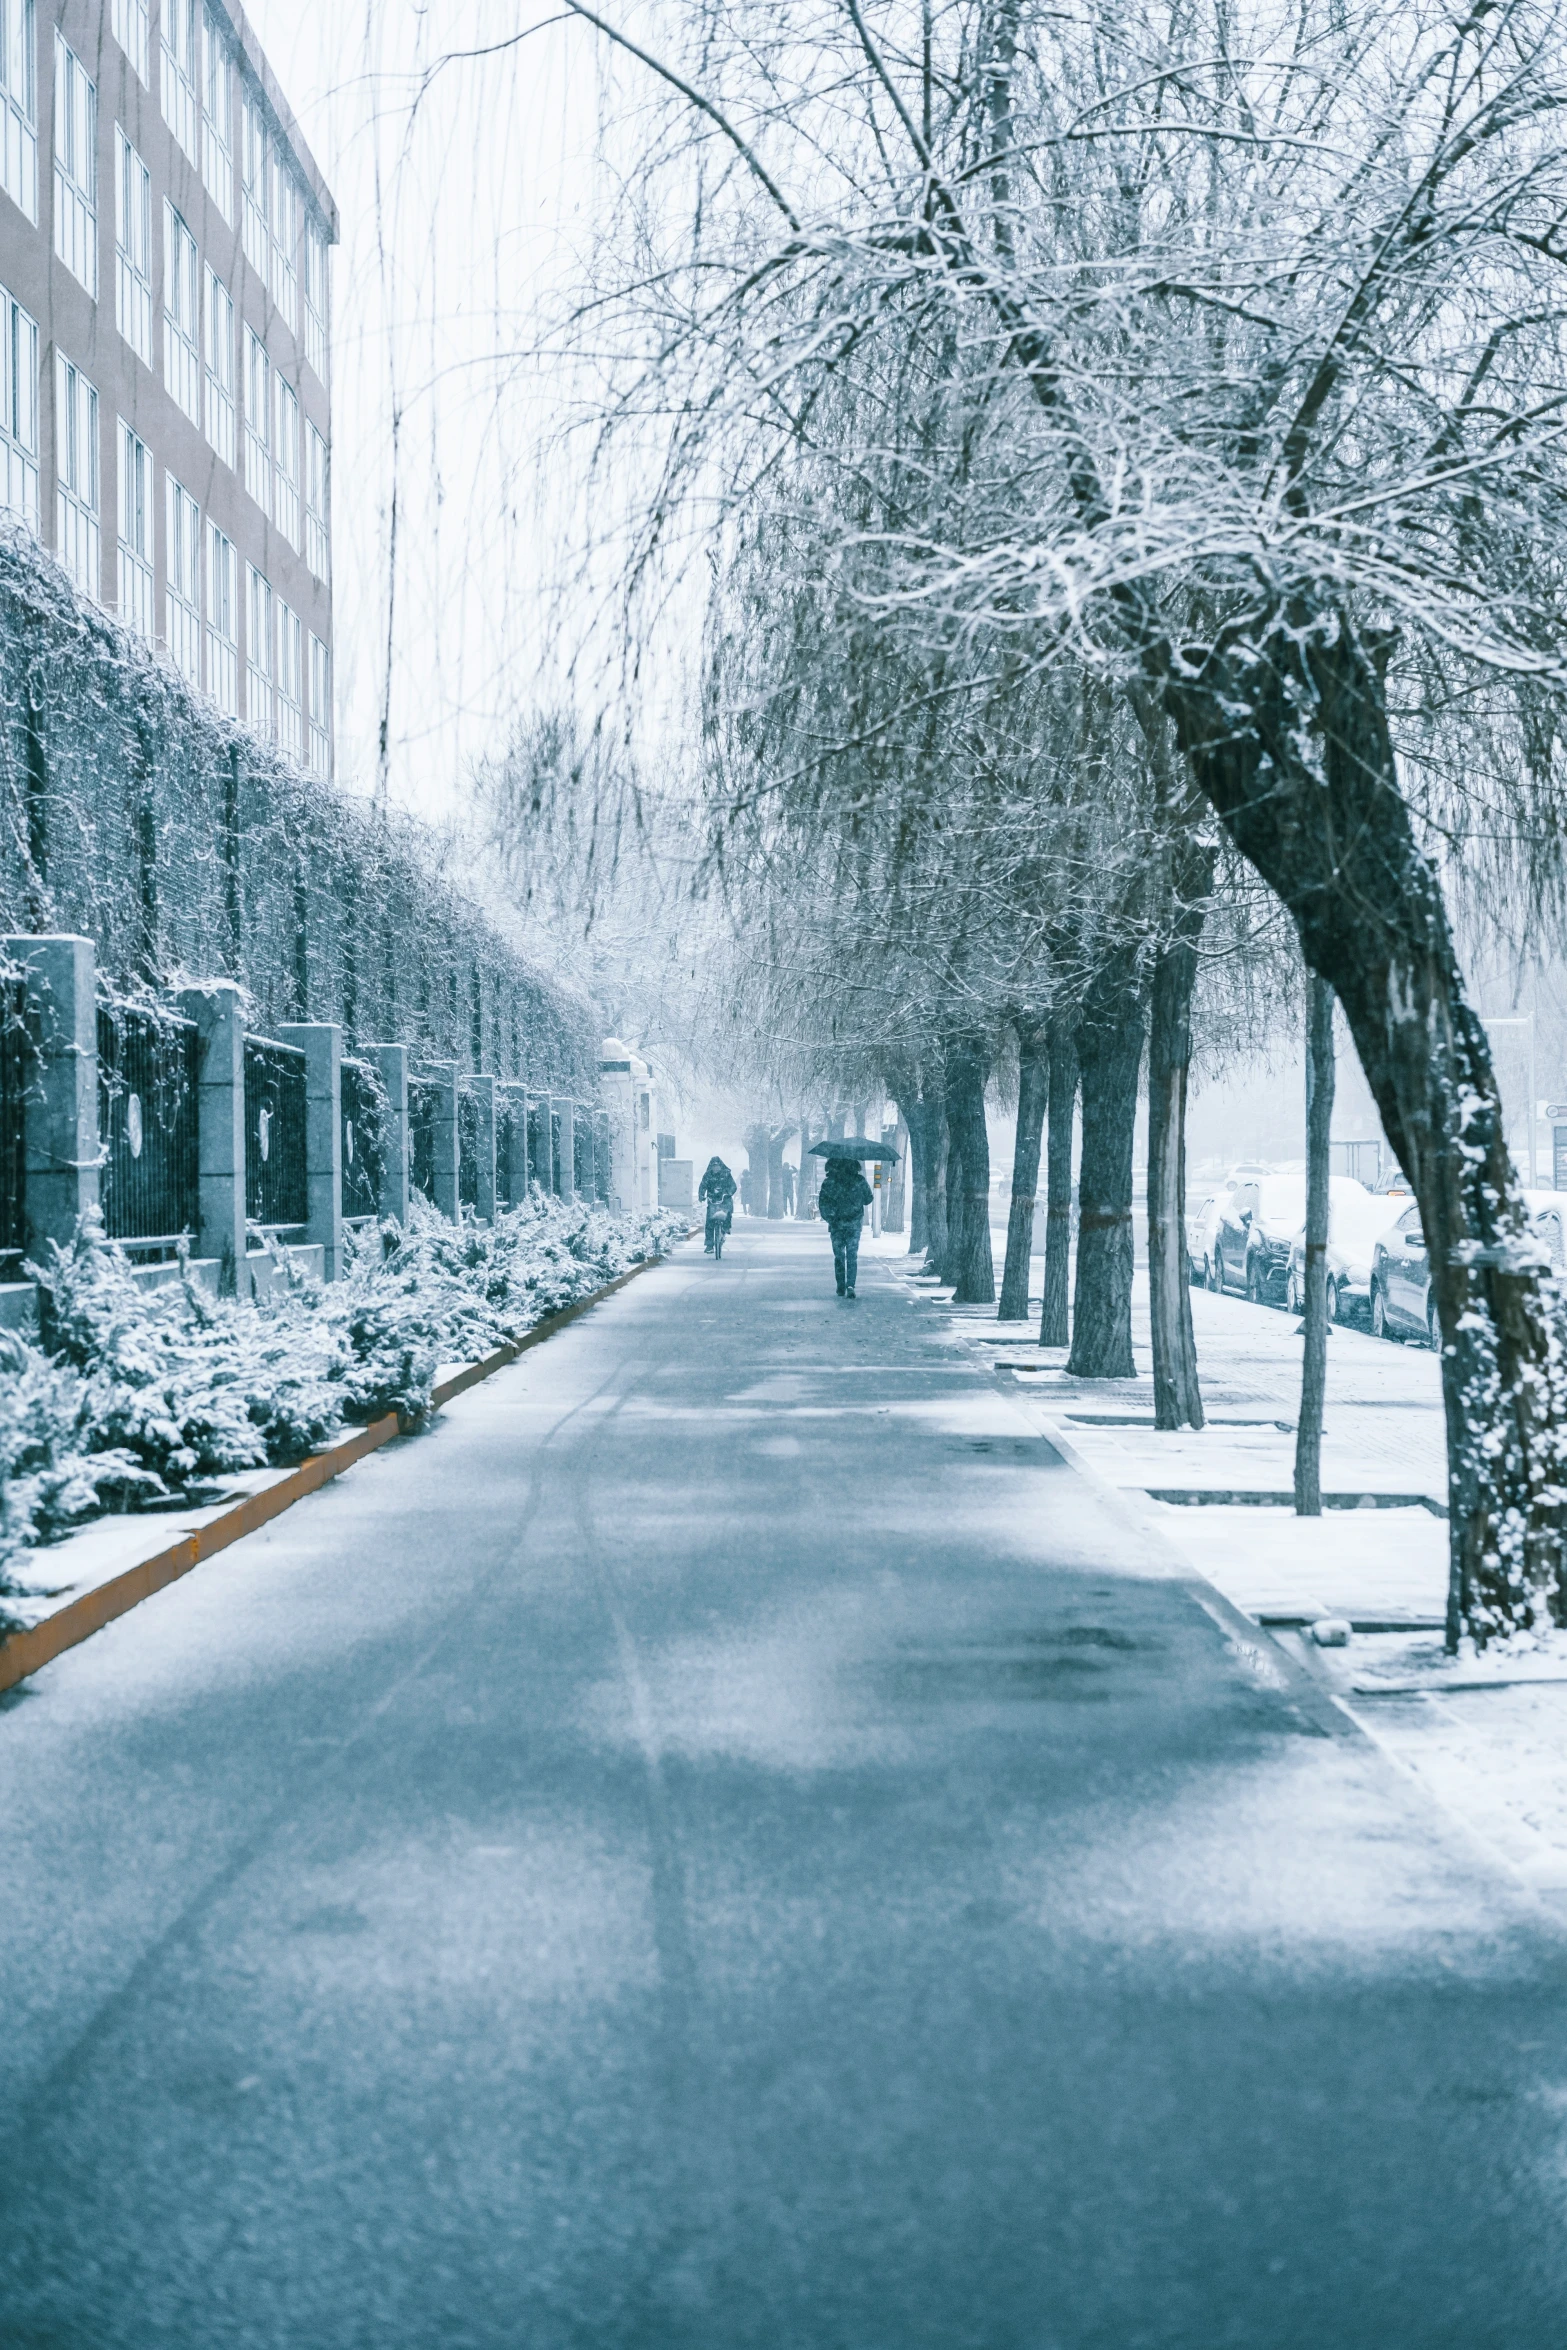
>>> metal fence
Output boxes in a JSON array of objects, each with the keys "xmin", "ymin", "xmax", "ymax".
[
  {"xmin": 341, "ymin": 1056, "xmax": 386, "ymax": 1222},
  {"xmin": 0, "ymin": 976, "xmax": 30, "ymax": 1266},
  {"xmin": 97, "ymin": 1003, "xmax": 199, "ymax": 1255},
  {"xmin": 497, "ymin": 1095, "xmax": 521, "ymax": 1207},
  {"xmin": 243, "ymin": 1035, "xmax": 308, "ymax": 1228},
  {"xmin": 409, "ymin": 1075, "xmax": 442, "ymax": 1201},
  {"xmin": 458, "ymin": 1084, "xmax": 482, "ymax": 1209}
]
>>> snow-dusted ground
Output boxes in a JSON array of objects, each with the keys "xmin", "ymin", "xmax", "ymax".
[{"xmin": 868, "ymin": 1220, "xmax": 1567, "ymax": 1907}]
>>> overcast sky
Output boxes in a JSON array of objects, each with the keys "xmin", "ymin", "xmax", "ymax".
[{"xmin": 242, "ymin": 3, "xmax": 607, "ymax": 822}]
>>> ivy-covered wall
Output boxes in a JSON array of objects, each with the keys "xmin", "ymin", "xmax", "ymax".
[{"xmin": 0, "ymin": 532, "xmax": 598, "ymax": 1095}]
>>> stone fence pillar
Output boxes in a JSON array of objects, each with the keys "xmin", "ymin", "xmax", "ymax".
[
  {"xmin": 7, "ymin": 934, "xmax": 98, "ymax": 1258},
  {"xmin": 177, "ymin": 981, "xmax": 247, "ymax": 1292},
  {"xmin": 280, "ymin": 1022, "xmax": 342, "ymax": 1279},
  {"xmin": 370, "ymin": 1043, "xmax": 410, "ymax": 1224}
]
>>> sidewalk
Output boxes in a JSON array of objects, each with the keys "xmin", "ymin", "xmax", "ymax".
[
  {"xmin": 870, "ymin": 1224, "xmax": 1567, "ymax": 1904},
  {"xmin": 868, "ymin": 1228, "xmax": 1448, "ymax": 1627}
]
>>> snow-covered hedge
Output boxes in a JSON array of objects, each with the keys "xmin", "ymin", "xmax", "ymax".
[{"xmin": 0, "ymin": 1195, "xmax": 685, "ymax": 1626}]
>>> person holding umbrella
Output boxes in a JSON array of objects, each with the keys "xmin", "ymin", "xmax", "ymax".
[{"xmin": 815, "ymin": 1148, "xmax": 875, "ymax": 1298}]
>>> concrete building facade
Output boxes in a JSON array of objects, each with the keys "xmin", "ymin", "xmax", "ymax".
[{"xmin": 0, "ymin": 1, "xmax": 335, "ymax": 770}]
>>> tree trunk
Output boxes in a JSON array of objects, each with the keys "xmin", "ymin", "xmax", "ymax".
[
  {"xmin": 946, "ymin": 1039, "xmax": 995, "ymax": 1304},
  {"xmin": 1067, "ymin": 961, "xmax": 1144, "ymax": 1379},
  {"xmin": 1162, "ymin": 613, "xmax": 1567, "ymax": 1646},
  {"xmin": 1040, "ymin": 1021, "xmax": 1077, "ymax": 1348},
  {"xmin": 767, "ymin": 1125, "xmax": 791, "ymax": 1219},
  {"xmin": 1295, "ymin": 971, "xmax": 1335, "ymax": 1516},
  {"xmin": 743, "ymin": 1126, "xmax": 768, "ymax": 1215},
  {"xmin": 924, "ymin": 1090, "xmax": 950, "ymax": 1274},
  {"xmin": 999, "ymin": 1023, "xmax": 1048, "ymax": 1320},
  {"xmin": 1147, "ymin": 850, "xmax": 1212, "ymax": 1429},
  {"xmin": 884, "ymin": 1117, "xmax": 909, "ymax": 1233},
  {"xmin": 939, "ymin": 1083, "xmax": 966, "ymax": 1286},
  {"xmin": 902, "ymin": 1096, "xmax": 932, "ymax": 1255}
]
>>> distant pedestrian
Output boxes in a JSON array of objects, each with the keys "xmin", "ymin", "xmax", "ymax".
[
  {"xmin": 740, "ymin": 1169, "xmax": 754, "ymax": 1215},
  {"xmin": 817, "ymin": 1154, "xmax": 873, "ymax": 1298},
  {"xmin": 782, "ymin": 1163, "xmax": 796, "ymax": 1215}
]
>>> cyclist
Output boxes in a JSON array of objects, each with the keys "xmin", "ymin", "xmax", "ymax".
[{"xmin": 699, "ymin": 1156, "xmax": 738, "ymax": 1254}]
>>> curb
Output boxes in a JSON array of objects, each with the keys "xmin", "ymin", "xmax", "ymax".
[{"xmin": 0, "ymin": 1248, "xmax": 673, "ymax": 1697}]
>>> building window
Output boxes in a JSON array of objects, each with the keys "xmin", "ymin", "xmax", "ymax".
[
  {"xmin": 276, "ymin": 596, "xmax": 302, "ymax": 759},
  {"xmin": 201, "ymin": 6, "xmax": 232, "ymax": 222},
  {"xmin": 0, "ymin": 284, "xmax": 37, "ymax": 531},
  {"xmin": 304, "ymin": 217, "xmax": 327, "ymax": 381},
  {"xmin": 245, "ymin": 563, "xmax": 271, "ymax": 734},
  {"xmin": 54, "ymin": 351, "xmax": 98, "ymax": 599},
  {"xmin": 52, "ymin": 37, "xmax": 95, "ymax": 299},
  {"xmin": 241, "ymin": 92, "xmax": 266, "ymax": 279},
  {"xmin": 160, "ymin": 0, "xmax": 198, "ymax": 169},
  {"xmin": 0, "ymin": 0, "xmax": 36, "ymax": 227},
  {"xmin": 165, "ymin": 474, "xmax": 201, "ymax": 686},
  {"xmin": 270, "ymin": 153, "xmax": 298, "ymax": 335},
  {"xmin": 308, "ymin": 632, "xmax": 329, "ymax": 776},
  {"xmin": 305, "ymin": 420, "xmax": 328, "ymax": 581},
  {"xmin": 207, "ymin": 520, "xmax": 237, "ymax": 714},
  {"xmin": 203, "ymin": 266, "xmax": 234, "ymax": 467},
  {"xmin": 243, "ymin": 328, "xmax": 269, "ymax": 515},
  {"xmin": 114, "ymin": 130, "xmax": 152, "ymax": 369},
  {"xmin": 274, "ymin": 374, "xmax": 299, "ymax": 550},
  {"xmin": 163, "ymin": 203, "xmax": 200, "ymax": 425},
  {"xmin": 116, "ymin": 418, "xmax": 153, "ymax": 639},
  {"xmin": 111, "ymin": 0, "xmax": 148, "ymax": 84}
]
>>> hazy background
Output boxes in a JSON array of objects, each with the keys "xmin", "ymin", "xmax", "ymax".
[{"xmin": 244, "ymin": 1, "xmax": 1565, "ymax": 1183}]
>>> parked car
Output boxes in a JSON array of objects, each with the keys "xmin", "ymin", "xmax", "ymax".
[
  {"xmin": 1284, "ymin": 1179, "xmax": 1401, "ymax": 1325},
  {"xmin": 1186, "ymin": 1190, "xmax": 1222, "ymax": 1282},
  {"xmin": 1189, "ymin": 1162, "xmax": 1272, "ymax": 1289},
  {"xmin": 1211, "ymin": 1171, "xmax": 1307, "ymax": 1303},
  {"xmin": 1368, "ymin": 1190, "xmax": 1567, "ymax": 1345}
]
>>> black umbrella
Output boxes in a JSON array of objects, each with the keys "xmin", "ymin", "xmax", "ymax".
[{"xmin": 808, "ymin": 1138, "xmax": 901, "ymax": 1163}]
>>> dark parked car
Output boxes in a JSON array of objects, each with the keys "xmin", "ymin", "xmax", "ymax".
[
  {"xmin": 1211, "ymin": 1171, "xmax": 1306, "ymax": 1304},
  {"xmin": 1369, "ymin": 1191, "xmax": 1567, "ymax": 1345}
]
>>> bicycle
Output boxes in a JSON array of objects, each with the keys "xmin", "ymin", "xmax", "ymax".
[{"xmin": 706, "ymin": 1203, "xmax": 732, "ymax": 1259}]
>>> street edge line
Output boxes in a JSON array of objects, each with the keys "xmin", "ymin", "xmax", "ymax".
[{"xmin": 0, "ymin": 1248, "xmax": 674, "ymax": 1697}]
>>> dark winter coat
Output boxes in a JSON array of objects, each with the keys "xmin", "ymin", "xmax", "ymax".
[
  {"xmin": 817, "ymin": 1162, "xmax": 873, "ymax": 1230},
  {"xmin": 699, "ymin": 1162, "xmax": 737, "ymax": 1204}
]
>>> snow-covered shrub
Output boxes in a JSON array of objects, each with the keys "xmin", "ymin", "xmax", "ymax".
[{"xmin": 0, "ymin": 1195, "xmax": 684, "ymax": 1614}]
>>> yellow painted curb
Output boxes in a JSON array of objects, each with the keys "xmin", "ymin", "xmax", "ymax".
[{"xmin": 0, "ymin": 1246, "xmax": 675, "ymax": 1696}]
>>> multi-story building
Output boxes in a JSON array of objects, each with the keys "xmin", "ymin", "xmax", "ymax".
[{"xmin": 0, "ymin": 1, "xmax": 335, "ymax": 774}]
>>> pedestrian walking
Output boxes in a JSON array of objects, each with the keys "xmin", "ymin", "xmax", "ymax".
[
  {"xmin": 740, "ymin": 1168, "xmax": 754, "ymax": 1216},
  {"xmin": 698, "ymin": 1156, "xmax": 737, "ymax": 1254},
  {"xmin": 817, "ymin": 1153, "xmax": 873, "ymax": 1298},
  {"xmin": 782, "ymin": 1163, "xmax": 796, "ymax": 1215}
]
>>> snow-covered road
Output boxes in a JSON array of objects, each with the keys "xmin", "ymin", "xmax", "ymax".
[{"xmin": 3, "ymin": 1223, "xmax": 1567, "ymax": 2347}]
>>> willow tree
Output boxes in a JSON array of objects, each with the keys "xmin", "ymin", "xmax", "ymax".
[{"xmin": 560, "ymin": 0, "xmax": 1567, "ymax": 1646}]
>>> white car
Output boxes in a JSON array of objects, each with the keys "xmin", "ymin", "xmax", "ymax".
[
  {"xmin": 1186, "ymin": 1190, "xmax": 1222, "ymax": 1281},
  {"xmin": 1286, "ymin": 1179, "xmax": 1401, "ymax": 1323}
]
